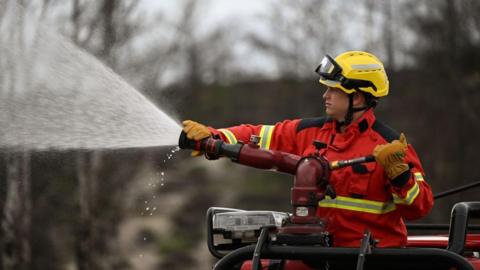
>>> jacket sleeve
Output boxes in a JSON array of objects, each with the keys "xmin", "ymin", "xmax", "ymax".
[
  {"xmin": 208, "ymin": 119, "xmax": 301, "ymax": 154},
  {"xmin": 388, "ymin": 145, "xmax": 434, "ymax": 220}
]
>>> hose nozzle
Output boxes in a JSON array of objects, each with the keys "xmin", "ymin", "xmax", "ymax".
[
  {"xmin": 178, "ymin": 131, "xmax": 242, "ymax": 160},
  {"xmin": 178, "ymin": 131, "xmax": 199, "ymax": 150}
]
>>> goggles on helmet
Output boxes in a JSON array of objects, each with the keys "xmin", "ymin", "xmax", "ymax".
[{"xmin": 315, "ymin": 55, "xmax": 377, "ymax": 92}]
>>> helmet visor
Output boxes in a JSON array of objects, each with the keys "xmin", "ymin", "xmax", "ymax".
[
  {"xmin": 315, "ymin": 55, "xmax": 342, "ymax": 81},
  {"xmin": 316, "ymin": 54, "xmax": 377, "ymax": 93}
]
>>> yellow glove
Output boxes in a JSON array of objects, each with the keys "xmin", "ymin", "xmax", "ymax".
[
  {"xmin": 373, "ymin": 133, "xmax": 409, "ymax": 180},
  {"xmin": 182, "ymin": 120, "xmax": 212, "ymax": 157}
]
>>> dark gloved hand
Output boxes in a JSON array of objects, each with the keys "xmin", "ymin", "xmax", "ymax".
[
  {"xmin": 373, "ymin": 133, "xmax": 409, "ymax": 180},
  {"xmin": 182, "ymin": 120, "xmax": 212, "ymax": 157}
]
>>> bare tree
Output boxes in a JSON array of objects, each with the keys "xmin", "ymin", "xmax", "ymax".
[
  {"xmin": 364, "ymin": 0, "xmax": 376, "ymax": 52},
  {"xmin": 382, "ymin": 0, "xmax": 395, "ymax": 70},
  {"xmin": 246, "ymin": 0, "xmax": 344, "ymax": 79},
  {"xmin": 74, "ymin": 151, "xmax": 102, "ymax": 270},
  {"xmin": 72, "ymin": 1, "xmax": 127, "ymax": 269},
  {"xmin": 0, "ymin": 1, "xmax": 32, "ymax": 269},
  {"xmin": 154, "ymin": 0, "xmax": 236, "ymax": 88},
  {"xmin": 66, "ymin": 1, "xmax": 145, "ymax": 269},
  {"xmin": 2, "ymin": 153, "xmax": 31, "ymax": 270}
]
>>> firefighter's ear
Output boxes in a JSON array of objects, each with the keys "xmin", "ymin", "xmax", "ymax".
[{"xmin": 352, "ymin": 91, "xmax": 366, "ymax": 107}]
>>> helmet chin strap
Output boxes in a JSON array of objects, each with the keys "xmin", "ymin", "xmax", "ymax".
[{"xmin": 337, "ymin": 94, "xmax": 368, "ymax": 127}]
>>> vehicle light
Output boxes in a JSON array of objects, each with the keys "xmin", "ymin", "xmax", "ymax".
[{"xmin": 213, "ymin": 211, "xmax": 288, "ymax": 233}]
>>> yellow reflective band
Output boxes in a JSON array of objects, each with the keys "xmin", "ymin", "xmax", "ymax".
[
  {"xmin": 414, "ymin": 172, "xmax": 425, "ymax": 181},
  {"xmin": 259, "ymin": 125, "xmax": 274, "ymax": 149},
  {"xmin": 392, "ymin": 182, "xmax": 420, "ymax": 205},
  {"xmin": 318, "ymin": 195, "xmax": 396, "ymax": 214},
  {"xmin": 218, "ymin": 129, "xmax": 237, "ymax": 144}
]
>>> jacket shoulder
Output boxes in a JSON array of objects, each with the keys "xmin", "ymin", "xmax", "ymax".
[
  {"xmin": 296, "ymin": 117, "xmax": 331, "ymax": 133},
  {"xmin": 371, "ymin": 120, "xmax": 400, "ymax": 142}
]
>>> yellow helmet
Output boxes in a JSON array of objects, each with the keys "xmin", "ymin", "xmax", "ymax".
[{"xmin": 315, "ymin": 51, "xmax": 389, "ymax": 97}]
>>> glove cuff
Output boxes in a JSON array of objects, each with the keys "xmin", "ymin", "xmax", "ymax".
[{"xmin": 390, "ymin": 169, "xmax": 411, "ymax": 187}]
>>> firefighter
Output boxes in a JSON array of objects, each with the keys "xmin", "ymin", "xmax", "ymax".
[{"xmin": 182, "ymin": 51, "xmax": 434, "ymax": 248}]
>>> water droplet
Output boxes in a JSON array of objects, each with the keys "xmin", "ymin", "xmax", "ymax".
[
  {"xmin": 153, "ymin": 207, "xmax": 157, "ymax": 211},
  {"xmin": 160, "ymin": 183, "xmax": 164, "ymax": 186},
  {"xmin": 161, "ymin": 172, "xmax": 165, "ymax": 176},
  {"xmin": 144, "ymin": 201, "xmax": 148, "ymax": 204},
  {"xmin": 146, "ymin": 207, "xmax": 150, "ymax": 211},
  {"xmin": 144, "ymin": 237, "xmax": 147, "ymax": 241}
]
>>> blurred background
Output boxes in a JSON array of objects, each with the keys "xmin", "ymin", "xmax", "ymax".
[{"xmin": 1, "ymin": 0, "xmax": 480, "ymax": 269}]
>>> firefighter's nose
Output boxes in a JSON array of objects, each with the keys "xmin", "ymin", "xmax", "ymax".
[{"xmin": 323, "ymin": 88, "xmax": 330, "ymax": 100}]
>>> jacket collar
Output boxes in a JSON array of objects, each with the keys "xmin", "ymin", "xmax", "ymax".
[{"xmin": 333, "ymin": 108, "xmax": 376, "ymax": 134}]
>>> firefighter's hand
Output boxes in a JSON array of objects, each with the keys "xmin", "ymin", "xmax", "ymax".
[
  {"xmin": 373, "ymin": 133, "xmax": 409, "ymax": 179},
  {"xmin": 182, "ymin": 120, "xmax": 212, "ymax": 157}
]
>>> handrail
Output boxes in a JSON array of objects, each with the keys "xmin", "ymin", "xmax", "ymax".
[
  {"xmin": 213, "ymin": 244, "xmax": 474, "ymax": 270},
  {"xmin": 447, "ymin": 202, "xmax": 480, "ymax": 254},
  {"xmin": 434, "ymin": 181, "xmax": 480, "ymax": 199}
]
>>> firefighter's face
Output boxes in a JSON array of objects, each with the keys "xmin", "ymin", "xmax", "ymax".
[{"xmin": 322, "ymin": 87, "xmax": 349, "ymax": 120}]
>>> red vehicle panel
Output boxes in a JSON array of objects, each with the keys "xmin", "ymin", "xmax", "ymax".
[{"xmin": 407, "ymin": 234, "xmax": 480, "ymax": 250}]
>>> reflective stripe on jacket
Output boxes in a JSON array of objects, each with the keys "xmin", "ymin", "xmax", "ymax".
[{"xmin": 210, "ymin": 109, "xmax": 434, "ymax": 247}]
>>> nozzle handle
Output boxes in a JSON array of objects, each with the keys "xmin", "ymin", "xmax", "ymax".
[{"xmin": 330, "ymin": 155, "xmax": 375, "ymax": 170}]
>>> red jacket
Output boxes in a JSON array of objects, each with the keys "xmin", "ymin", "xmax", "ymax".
[{"xmin": 211, "ymin": 109, "xmax": 433, "ymax": 247}]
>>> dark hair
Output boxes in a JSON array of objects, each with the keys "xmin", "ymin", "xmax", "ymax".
[{"xmin": 364, "ymin": 92, "xmax": 378, "ymax": 108}]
